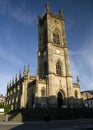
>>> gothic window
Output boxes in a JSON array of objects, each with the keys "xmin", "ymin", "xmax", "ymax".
[
  {"xmin": 53, "ymin": 33, "xmax": 60, "ymax": 45},
  {"xmin": 16, "ymin": 97, "xmax": 18, "ymax": 102},
  {"xmin": 17, "ymin": 85, "xmax": 20, "ymax": 91},
  {"xmin": 14, "ymin": 88, "xmax": 16, "ymax": 93},
  {"xmin": 12, "ymin": 98, "xmax": 14, "ymax": 104},
  {"xmin": 11, "ymin": 90, "xmax": 12, "ymax": 95},
  {"xmin": 53, "ymin": 28, "xmax": 60, "ymax": 45},
  {"xmin": 8, "ymin": 92, "xmax": 9, "ymax": 96},
  {"xmin": 41, "ymin": 87, "xmax": 45, "ymax": 97},
  {"xmin": 75, "ymin": 90, "xmax": 78, "ymax": 98},
  {"xmin": 56, "ymin": 60, "xmax": 62, "ymax": 75}
]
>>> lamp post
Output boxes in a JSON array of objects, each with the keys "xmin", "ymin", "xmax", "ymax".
[{"xmin": 44, "ymin": 74, "xmax": 50, "ymax": 122}]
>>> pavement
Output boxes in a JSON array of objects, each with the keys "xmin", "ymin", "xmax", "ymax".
[{"xmin": 0, "ymin": 118, "xmax": 93, "ymax": 130}]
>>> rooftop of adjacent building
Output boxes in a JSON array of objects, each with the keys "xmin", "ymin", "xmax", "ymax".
[{"xmin": 81, "ymin": 90, "xmax": 93, "ymax": 95}]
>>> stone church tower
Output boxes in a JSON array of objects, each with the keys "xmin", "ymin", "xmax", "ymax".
[
  {"xmin": 6, "ymin": 3, "xmax": 81, "ymax": 110},
  {"xmin": 37, "ymin": 3, "xmax": 81, "ymax": 107}
]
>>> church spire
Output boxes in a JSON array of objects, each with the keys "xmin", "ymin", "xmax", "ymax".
[
  {"xmin": 7, "ymin": 82, "xmax": 9, "ymax": 89},
  {"xmin": 77, "ymin": 76, "xmax": 80, "ymax": 84},
  {"xmin": 23, "ymin": 65, "xmax": 27, "ymax": 76},
  {"xmin": 27, "ymin": 65, "xmax": 30, "ymax": 76},
  {"xmin": 15, "ymin": 74, "xmax": 18, "ymax": 82},
  {"xmin": 45, "ymin": 2, "xmax": 50, "ymax": 13},
  {"xmin": 59, "ymin": 9, "xmax": 64, "ymax": 18},
  {"xmin": 12, "ymin": 77, "xmax": 14, "ymax": 85},
  {"xmin": 19, "ymin": 70, "xmax": 22, "ymax": 79}
]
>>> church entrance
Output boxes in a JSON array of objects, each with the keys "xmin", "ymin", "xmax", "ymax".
[{"xmin": 57, "ymin": 92, "xmax": 63, "ymax": 108}]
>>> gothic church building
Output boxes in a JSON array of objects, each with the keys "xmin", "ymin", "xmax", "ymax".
[{"xmin": 6, "ymin": 3, "xmax": 81, "ymax": 110}]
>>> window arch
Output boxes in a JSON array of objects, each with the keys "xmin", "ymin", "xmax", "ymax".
[
  {"xmin": 53, "ymin": 28, "xmax": 60, "ymax": 45},
  {"xmin": 56, "ymin": 60, "xmax": 62, "ymax": 75},
  {"xmin": 75, "ymin": 90, "xmax": 78, "ymax": 98},
  {"xmin": 41, "ymin": 87, "xmax": 45, "ymax": 97}
]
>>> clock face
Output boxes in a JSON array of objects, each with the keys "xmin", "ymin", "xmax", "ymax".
[{"xmin": 56, "ymin": 50, "xmax": 60, "ymax": 54}]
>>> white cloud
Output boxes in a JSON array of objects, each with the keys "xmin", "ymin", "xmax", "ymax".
[
  {"xmin": 9, "ymin": 5, "xmax": 36, "ymax": 25},
  {"xmin": 0, "ymin": 0, "xmax": 8, "ymax": 14},
  {"xmin": 0, "ymin": 46, "xmax": 24, "ymax": 66},
  {"xmin": 69, "ymin": 50, "xmax": 83, "ymax": 56},
  {"xmin": 0, "ymin": 74, "xmax": 12, "ymax": 95},
  {"xmin": 0, "ymin": 0, "xmax": 37, "ymax": 25},
  {"xmin": 70, "ymin": 37, "xmax": 93, "ymax": 91},
  {"xmin": 84, "ymin": 40, "xmax": 93, "ymax": 70}
]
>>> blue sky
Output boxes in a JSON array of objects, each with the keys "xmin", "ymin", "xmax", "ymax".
[{"xmin": 0, "ymin": 0, "xmax": 93, "ymax": 95}]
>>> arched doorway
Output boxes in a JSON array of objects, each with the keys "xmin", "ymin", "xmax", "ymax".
[{"xmin": 57, "ymin": 92, "xmax": 63, "ymax": 108}]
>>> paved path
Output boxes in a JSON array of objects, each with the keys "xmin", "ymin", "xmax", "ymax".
[{"xmin": 0, "ymin": 118, "xmax": 93, "ymax": 130}]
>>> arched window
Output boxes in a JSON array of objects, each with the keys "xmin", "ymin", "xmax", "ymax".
[
  {"xmin": 57, "ymin": 92, "xmax": 63, "ymax": 108},
  {"xmin": 75, "ymin": 90, "xmax": 78, "ymax": 98},
  {"xmin": 53, "ymin": 28, "xmax": 60, "ymax": 45},
  {"xmin": 56, "ymin": 60, "xmax": 62, "ymax": 75},
  {"xmin": 41, "ymin": 87, "xmax": 45, "ymax": 97}
]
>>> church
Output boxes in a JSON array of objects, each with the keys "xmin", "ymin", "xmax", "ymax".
[{"xmin": 6, "ymin": 3, "xmax": 81, "ymax": 110}]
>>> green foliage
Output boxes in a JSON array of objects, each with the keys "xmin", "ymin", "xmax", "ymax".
[
  {"xmin": 4, "ymin": 105, "xmax": 10, "ymax": 112},
  {"xmin": 0, "ymin": 103, "xmax": 10, "ymax": 112},
  {"xmin": 0, "ymin": 103, "xmax": 4, "ymax": 108}
]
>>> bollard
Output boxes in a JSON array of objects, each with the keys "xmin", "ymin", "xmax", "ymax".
[{"xmin": 5, "ymin": 114, "xmax": 9, "ymax": 122}]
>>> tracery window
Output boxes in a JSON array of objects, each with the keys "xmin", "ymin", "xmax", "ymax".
[
  {"xmin": 17, "ymin": 85, "xmax": 20, "ymax": 91},
  {"xmin": 53, "ymin": 33, "xmax": 60, "ymax": 45},
  {"xmin": 41, "ymin": 87, "xmax": 45, "ymax": 97},
  {"xmin": 53, "ymin": 28, "xmax": 60, "ymax": 45},
  {"xmin": 75, "ymin": 90, "xmax": 78, "ymax": 98},
  {"xmin": 56, "ymin": 60, "xmax": 62, "ymax": 75}
]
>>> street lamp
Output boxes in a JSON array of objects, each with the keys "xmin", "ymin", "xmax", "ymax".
[{"xmin": 44, "ymin": 74, "xmax": 50, "ymax": 122}]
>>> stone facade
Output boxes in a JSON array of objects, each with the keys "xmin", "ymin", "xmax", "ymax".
[
  {"xmin": 6, "ymin": 3, "xmax": 81, "ymax": 110},
  {"xmin": 0, "ymin": 94, "xmax": 5, "ymax": 104},
  {"xmin": 36, "ymin": 3, "xmax": 81, "ymax": 107},
  {"xmin": 6, "ymin": 65, "xmax": 35, "ymax": 110}
]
